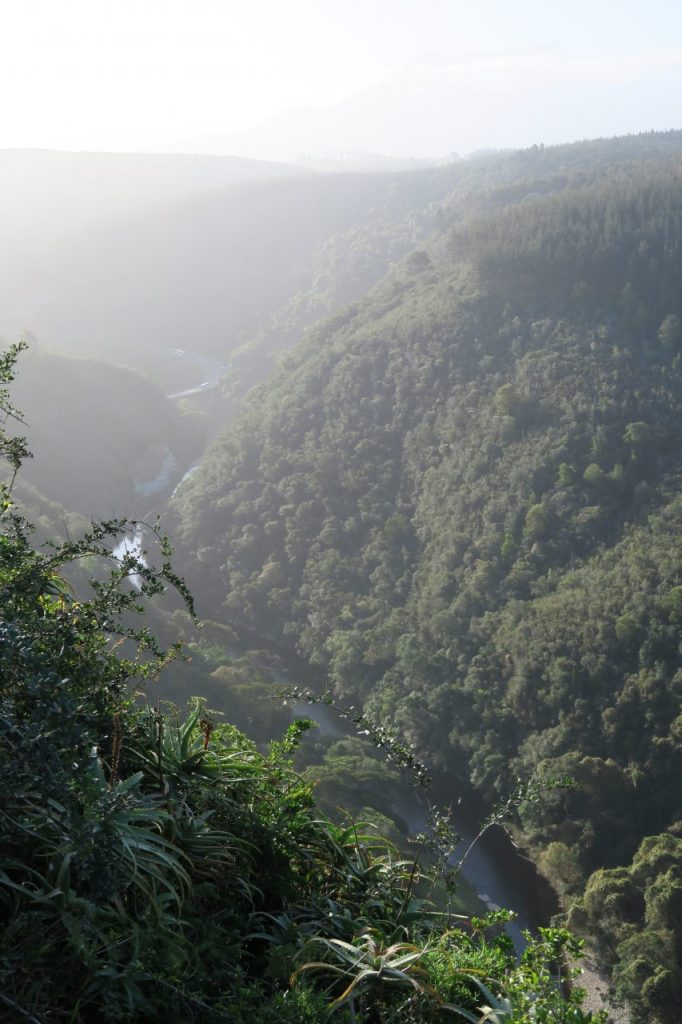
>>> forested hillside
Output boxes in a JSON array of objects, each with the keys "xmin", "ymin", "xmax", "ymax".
[
  {"xmin": 173, "ymin": 132, "xmax": 682, "ymax": 1022},
  {"xmin": 3, "ymin": 347, "xmax": 204, "ymax": 518}
]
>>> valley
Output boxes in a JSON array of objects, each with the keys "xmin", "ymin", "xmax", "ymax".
[{"xmin": 3, "ymin": 130, "xmax": 682, "ymax": 1022}]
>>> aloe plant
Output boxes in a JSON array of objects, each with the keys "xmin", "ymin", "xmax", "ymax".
[
  {"xmin": 442, "ymin": 976, "xmax": 513, "ymax": 1023},
  {"xmin": 292, "ymin": 929, "xmax": 439, "ymax": 1017}
]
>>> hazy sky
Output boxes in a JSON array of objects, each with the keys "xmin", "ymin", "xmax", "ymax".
[{"xmin": 2, "ymin": 0, "xmax": 682, "ymax": 156}]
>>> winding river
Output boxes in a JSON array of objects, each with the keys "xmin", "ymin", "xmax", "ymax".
[
  {"xmin": 291, "ymin": 696, "xmax": 554, "ymax": 953},
  {"xmin": 238, "ymin": 634, "xmax": 559, "ymax": 955}
]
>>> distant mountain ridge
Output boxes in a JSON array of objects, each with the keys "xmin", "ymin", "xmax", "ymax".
[{"xmin": 0, "ymin": 147, "xmax": 297, "ymax": 229}]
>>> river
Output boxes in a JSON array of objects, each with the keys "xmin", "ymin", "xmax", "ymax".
[
  {"xmin": 232, "ymin": 629, "xmax": 559, "ymax": 955},
  {"xmin": 113, "ymin": 347, "xmax": 226, "ymax": 584},
  {"xmin": 292, "ymin": 693, "xmax": 554, "ymax": 952},
  {"xmin": 165, "ymin": 347, "xmax": 227, "ymax": 399}
]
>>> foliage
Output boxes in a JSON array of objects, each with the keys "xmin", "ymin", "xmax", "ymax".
[
  {"xmin": 292, "ymin": 930, "xmax": 440, "ymax": 1017},
  {"xmin": 427, "ymin": 927, "xmax": 606, "ymax": 1024},
  {"xmin": 569, "ymin": 834, "xmax": 682, "ymax": 1023}
]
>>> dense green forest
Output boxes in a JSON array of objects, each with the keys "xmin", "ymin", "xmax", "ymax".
[
  {"xmin": 0, "ymin": 345, "xmax": 606, "ymax": 1022},
  {"xmin": 172, "ymin": 132, "xmax": 682, "ymax": 1022}
]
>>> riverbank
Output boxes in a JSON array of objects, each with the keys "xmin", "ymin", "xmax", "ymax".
[
  {"xmin": 225, "ymin": 624, "xmax": 560, "ymax": 950},
  {"xmin": 578, "ymin": 957, "xmax": 629, "ymax": 1023}
]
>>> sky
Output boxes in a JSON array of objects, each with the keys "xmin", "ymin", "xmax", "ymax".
[{"xmin": 1, "ymin": 0, "xmax": 682, "ymax": 157}]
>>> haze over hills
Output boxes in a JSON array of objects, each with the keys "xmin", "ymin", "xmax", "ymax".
[
  {"xmin": 0, "ymin": 148, "xmax": 301, "ymax": 350},
  {"xmin": 0, "ymin": 147, "xmax": 297, "ymax": 243},
  {"xmin": 6, "ymin": 131, "xmax": 682, "ymax": 389},
  {"xmin": 0, "ymin": 157, "xmax": 451, "ymax": 372}
]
